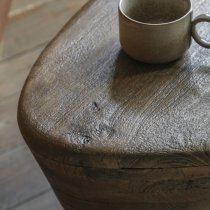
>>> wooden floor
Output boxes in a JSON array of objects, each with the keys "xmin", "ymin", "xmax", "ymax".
[{"xmin": 0, "ymin": 0, "xmax": 88, "ymax": 209}]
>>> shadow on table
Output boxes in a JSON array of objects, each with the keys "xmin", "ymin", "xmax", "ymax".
[{"xmin": 109, "ymin": 50, "xmax": 209, "ymax": 111}]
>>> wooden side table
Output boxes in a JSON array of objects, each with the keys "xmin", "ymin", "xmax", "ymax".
[{"xmin": 18, "ymin": 0, "xmax": 210, "ymax": 209}]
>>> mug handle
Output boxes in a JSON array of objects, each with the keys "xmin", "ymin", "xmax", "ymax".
[{"xmin": 192, "ymin": 14, "xmax": 210, "ymax": 49}]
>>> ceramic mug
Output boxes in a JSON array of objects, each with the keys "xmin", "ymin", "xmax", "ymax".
[{"xmin": 119, "ymin": 0, "xmax": 210, "ymax": 64}]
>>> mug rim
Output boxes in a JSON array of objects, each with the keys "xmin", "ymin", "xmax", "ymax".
[{"xmin": 119, "ymin": 0, "xmax": 193, "ymax": 26}]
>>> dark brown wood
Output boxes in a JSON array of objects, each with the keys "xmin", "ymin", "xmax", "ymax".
[{"xmin": 18, "ymin": 0, "xmax": 210, "ymax": 209}]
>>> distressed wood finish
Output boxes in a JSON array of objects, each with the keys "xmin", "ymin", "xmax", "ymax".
[{"xmin": 18, "ymin": 0, "xmax": 210, "ymax": 209}]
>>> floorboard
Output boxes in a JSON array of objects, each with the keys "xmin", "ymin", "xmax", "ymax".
[
  {"xmin": 0, "ymin": 46, "xmax": 44, "ymax": 154},
  {"xmin": 0, "ymin": 145, "xmax": 52, "ymax": 210},
  {"xmin": 11, "ymin": 190, "xmax": 63, "ymax": 210},
  {"xmin": 2, "ymin": 0, "xmax": 88, "ymax": 61}
]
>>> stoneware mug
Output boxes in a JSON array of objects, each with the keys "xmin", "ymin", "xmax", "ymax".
[{"xmin": 119, "ymin": 0, "xmax": 210, "ymax": 64}]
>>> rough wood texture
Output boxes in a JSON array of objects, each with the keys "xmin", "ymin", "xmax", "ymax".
[{"xmin": 18, "ymin": 0, "xmax": 210, "ymax": 209}]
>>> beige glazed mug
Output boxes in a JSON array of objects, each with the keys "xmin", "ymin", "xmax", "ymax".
[{"xmin": 119, "ymin": 0, "xmax": 210, "ymax": 64}]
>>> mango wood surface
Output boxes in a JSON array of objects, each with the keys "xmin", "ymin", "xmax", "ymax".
[{"xmin": 18, "ymin": 0, "xmax": 210, "ymax": 209}]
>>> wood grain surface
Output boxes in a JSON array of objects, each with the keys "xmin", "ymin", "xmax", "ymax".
[{"xmin": 18, "ymin": 0, "xmax": 210, "ymax": 209}]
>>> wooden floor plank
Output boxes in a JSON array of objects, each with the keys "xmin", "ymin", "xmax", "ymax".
[
  {"xmin": 0, "ymin": 95, "xmax": 24, "ymax": 154},
  {"xmin": 2, "ymin": 0, "xmax": 88, "ymax": 61},
  {"xmin": 10, "ymin": 190, "xmax": 62, "ymax": 210},
  {"xmin": 0, "ymin": 46, "xmax": 44, "ymax": 102},
  {"xmin": 0, "ymin": 46, "xmax": 44, "ymax": 153},
  {"xmin": 10, "ymin": 0, "xmax": 54, "ymax": 13},
  {"xmin": 9, "ymin": 0, "xmax": 56, "ymax": 22},
  {"xmin": 0, "ymin": 145, "xmax": 55, "ymax": 210}
]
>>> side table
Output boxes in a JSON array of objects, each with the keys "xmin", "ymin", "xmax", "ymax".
[{"xmin": 18, "ymin": 0, "xmax": 210, "ymax": 209}]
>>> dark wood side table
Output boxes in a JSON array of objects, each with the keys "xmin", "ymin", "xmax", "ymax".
[{"xmin": 18, "ymin": 0, "xmax": 210, "ymax": 209}]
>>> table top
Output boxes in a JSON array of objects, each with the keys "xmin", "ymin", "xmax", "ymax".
[{"xmin": 18, "ymin": 0, "xmax": 210, "ymax": 169}]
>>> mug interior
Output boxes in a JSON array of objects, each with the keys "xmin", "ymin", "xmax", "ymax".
[{"xmin": 120, "ymin": 0, "xmax": 191, "ymax": 24}]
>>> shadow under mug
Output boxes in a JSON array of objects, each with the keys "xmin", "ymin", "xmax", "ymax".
[{"xmin": 119, "ymin": 0, "xmax": 210, "ymax": 64}]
